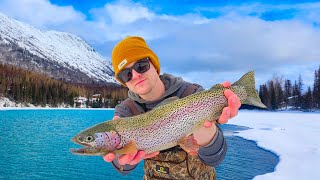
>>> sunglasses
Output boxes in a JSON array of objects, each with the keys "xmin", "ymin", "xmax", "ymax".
[{"xmin": 117, "ymin": 57, "xmax": 150, "ymax": 83}]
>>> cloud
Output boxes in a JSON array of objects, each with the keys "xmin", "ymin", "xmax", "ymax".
[
  {"xmin": 102, "ymin": 1, "xmax": 156, "ymax": 24},
  {"xmin": 157, "ymin": 10, "xmax": 318, "ymax": 89},
  {"xmin": 153, "ymin": 16, "xmax": 320, "ymax": 69},
  {"xmin": 0, "ymin": 0, "xmax": 319, "ymax": 89},
  {"xmin": 0, "ymin": 0, "xmax": 85, "ymax": 28}
]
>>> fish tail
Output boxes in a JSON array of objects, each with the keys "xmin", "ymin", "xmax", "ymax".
[{"xmin": 232, "ymin": 71, "xmax": 267, "ymax": 108}]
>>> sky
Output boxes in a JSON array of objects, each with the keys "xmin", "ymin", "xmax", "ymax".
[{"xmin": 0, "ymin": 0, "xmax": 320, "ymax": 89}]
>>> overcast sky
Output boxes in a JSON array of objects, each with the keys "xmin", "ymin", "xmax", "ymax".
[{"xmin": 1, "ymin": 0, "xmax": 319, "ymax": 89}]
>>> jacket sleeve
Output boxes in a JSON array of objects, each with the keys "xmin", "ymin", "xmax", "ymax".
[
  {"xmin": 197, "ymin": 125, "xmax": 227, "ymax": 167},
  {"xmin": 111, "ymin": 159, "xmax": 138, "ymax": 175},
  {"xmin": 188, "ymin": 83, "xmax": 227, "ymax": 166}
]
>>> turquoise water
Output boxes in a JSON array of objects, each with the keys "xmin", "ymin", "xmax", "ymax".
[{"xmin": 0, "ymin": 109, "xmax": 279, "ymax": 179}]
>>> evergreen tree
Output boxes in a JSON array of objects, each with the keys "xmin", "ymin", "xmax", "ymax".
[
  {"xmin": 86, "ymin": 93, "xmax": 90, "ymax": 108},
  {"xmin": 274, "ymin": 80, "xmax": 284, "ymax": 109},
  {"xmin": 292, "ymin": 81, "xmax": 299, "ymax": 109},
  {"xmin": 313, "ymin": 67, "xmax": 320, "ymax": 109},
  {"xmin": 98, "ymin": 97, "xmax": 103, "ymax": 108},
  {"xmin": 303, "ymin": 86, "xmax": 313, "ymax": 111},
  {"xmin": 259, "ymin": 84, "xmax": 270, "ymax": 109},
  {"xmin": 269, "ymin": 81, "xmax": 277, "ymax": 110},
  {"xmin": 284, "ymin": 79, "xmax": 292, "ymax": 109},
  {"xmin": 297, "ymin": 74, "xmax": 303, "ymax": 107}
]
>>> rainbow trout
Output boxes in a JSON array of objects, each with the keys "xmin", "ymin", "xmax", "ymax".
[{"xmin": 70, "ymin": 71, "xmax": 266, "ymax": 156}]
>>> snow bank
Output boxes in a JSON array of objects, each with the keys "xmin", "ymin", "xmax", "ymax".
[{"xmin": 228, "ymin": 110, "xmax": 320, "ymax": 179}]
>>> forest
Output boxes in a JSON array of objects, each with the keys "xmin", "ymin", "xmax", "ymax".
[
  {"xmin": 0, "ymin": 64, "xmax": 128, "ymax": 107},
  {"xmin": 259, "ymin": 66, "xmax": 320, "ymax": 111},
  {"xmin": 1, "ymin": 63, "xmax": 319, "ymax": 110}
]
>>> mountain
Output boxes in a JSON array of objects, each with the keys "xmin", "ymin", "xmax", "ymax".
[{"xmin": 0, "ymin": 12, "xmax": 117, "ymax": 85}]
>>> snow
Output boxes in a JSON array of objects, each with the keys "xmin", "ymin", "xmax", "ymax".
[
  {"xmin": 0, "ymin": 97, "xmax": 115, "ymax": 110},
  {"xmin": 228, "ymin": 110, "xmax": 320, "ymax": 180},
  {"xmin": 0, "ymin": 12, "xmax": 117, "ymax": 83},
  {"xmin": 0, "ymin": 96, "xmax": 69, "ymax": 108},
  {"xmin": 0, "ymin": 97, "xmax": 16, "ymax": 107}
]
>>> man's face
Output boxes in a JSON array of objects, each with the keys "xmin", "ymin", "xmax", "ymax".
[{"xmin": 124, "ymin": 60, "xmax": 159, "ymax": 96}]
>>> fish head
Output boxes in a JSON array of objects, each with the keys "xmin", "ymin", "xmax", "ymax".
[{"xmin": 70, "ymin": 123, "xmax": 121, "ymax": 156}]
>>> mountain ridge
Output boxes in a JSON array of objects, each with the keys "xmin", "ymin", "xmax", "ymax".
[{"xmin": 0, "ymin": 12, "xmax": 118, "ymax": 85}]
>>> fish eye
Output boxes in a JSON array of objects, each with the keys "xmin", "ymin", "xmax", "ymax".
[{"xmin": 86, "ymin": 136, "xmax": 94, "ymax": 142}]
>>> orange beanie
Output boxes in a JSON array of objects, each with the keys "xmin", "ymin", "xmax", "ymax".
[{"xmin": 112, "ymin": 36, "xmax": 160, "ymax": 85}]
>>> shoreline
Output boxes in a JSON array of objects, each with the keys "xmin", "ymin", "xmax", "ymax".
[
  {"xmin": 0, "ymin": 107, "xmax": 115, "ymax": 110},
  {"xmin": 228, "ymin": 110, "xmax": 320, "ymax": 179},
  {"xmin": 0, "ymin": 97, "xmax": 115, "ymax": 110}
]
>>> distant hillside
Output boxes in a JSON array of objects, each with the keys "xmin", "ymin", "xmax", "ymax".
[
  {"xmin": 0, "ymin": 12, "xmax": 117, "ymax": 85},
  {"xmin": 0, "ymin": 64, "xmax": 128, "ymax": 107}
]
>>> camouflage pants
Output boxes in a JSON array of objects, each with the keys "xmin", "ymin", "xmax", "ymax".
[{"xmin": 143, "ymin": 149, "xmax": 216, "ymax": 180}]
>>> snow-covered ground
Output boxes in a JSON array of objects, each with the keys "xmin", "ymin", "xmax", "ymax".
[
  {"xmin": 228, "ymin": 110, "xmax": 320, "ymax": 180},
  {"xmin": 0, "ymin": 97, "xmax": 70, "ymax": 108},
  {"xmin": 0, "ymin": 97, "xmax": 114, "ymax": 110},
  {"xmin": 0, "ymin": 97, "xmax": 35, "ymax": 107}
]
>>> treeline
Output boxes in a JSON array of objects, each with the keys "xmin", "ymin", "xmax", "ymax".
[
  {"xmin": 259, "ymin": 66, "xmax": 320, "ymax": 111},
  {"xmin": 0, "ymin": 64, "xmax": 128, "ymax": 107}
]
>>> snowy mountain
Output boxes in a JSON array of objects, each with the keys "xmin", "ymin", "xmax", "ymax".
[{"xmin": 0, "ymin": 12, "xmax": 117, "ymax": 84}]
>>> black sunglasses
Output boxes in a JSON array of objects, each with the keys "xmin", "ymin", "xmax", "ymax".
[{"xmin": 117, "ymin": 57, "xmax": 150, "ymax": 83}]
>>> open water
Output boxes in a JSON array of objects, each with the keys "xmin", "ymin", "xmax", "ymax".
[{"xmin": 0, "ymin": 109, "xmax": 279, "ymax": 179}]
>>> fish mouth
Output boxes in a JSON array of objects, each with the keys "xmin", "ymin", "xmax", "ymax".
[
  {"xmin": 69, "ymin": 145, "xmax": 108, "ymax": 156},
  {"xmin": 69, "ymin": 146, "xmax": 100, "ymax": 155},
  {"xmin": 70, "ymin": 137, "xmax": 106, "ymax": 156}
]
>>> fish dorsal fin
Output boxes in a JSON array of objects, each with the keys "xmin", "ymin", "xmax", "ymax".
[
  {"xmin": 156, "ymin": 96, "xmax": 180, "ymax": 107},
  {"xmin": 114, "ymin": 140, "xmax": 138, "ymax": 155},
  {"xmin": 210, "ymin": 84, "xmax": 224, "ymax": 90}
]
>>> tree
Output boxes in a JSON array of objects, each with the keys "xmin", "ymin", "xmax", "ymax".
[
  {"xmin": 284, "ymin": 79, "xmax": 292, "ymax": 109},
  {"xmin": 274, "ymin": 77, "xmax": 284, "ymax": 109},
  {"xmin": 313, "ymin": 67, "xmax": 320, "ymax": 109},
  {"xmin": 297, "ymin": 74, "xmax": 304, "ymax": 107},
  {"xmin": 269, "ymin": 81, "xmax": 277, "ymax": 110},
  {"xmin": 302, "ymin": 86, "xmax": 313, "ymax": 111},
  {"xmin": 292, "ymin": 80, "xmax": 299, "ymax": 109},
  {"xmin": 86, "ymin": 93, "xmax": 90, "ymax": 108},
  {"xmin": 259, "ymin": 84, "xmax": 270, "ymax": 109},
  {"xmin": 98, "ymin": 97, "xmax": 103, "ymax": 108}
]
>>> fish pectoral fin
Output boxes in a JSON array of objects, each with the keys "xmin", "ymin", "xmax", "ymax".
[
  {"xmin": 178, "ymin": 135, "xmax": 199, "ymax": 156},
  {"xmin": 114, "ymin": 140, "xmax": 138, "ymax": 155}
]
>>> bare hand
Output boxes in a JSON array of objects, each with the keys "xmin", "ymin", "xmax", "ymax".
[
  {"xmin": 103, "ymin": 150, "xmax": 159, "ymax": 165},
  {"xmin": 218, "ymin": 81, "xmax": 241, "ymax": 124}
]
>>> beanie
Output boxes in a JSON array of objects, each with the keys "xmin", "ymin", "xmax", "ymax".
[{"xmin": 112, "ymin": 36, "xmax": 160, "ymax": 85}]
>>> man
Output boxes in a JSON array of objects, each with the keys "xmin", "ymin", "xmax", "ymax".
[{"xmin": 103, "ymin": 36, "xmax": 241, "ymax": 179}]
